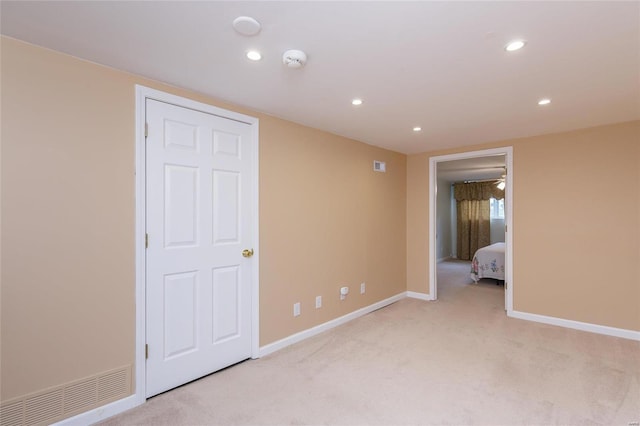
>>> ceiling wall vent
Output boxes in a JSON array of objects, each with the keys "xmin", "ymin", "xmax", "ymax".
[
  {"xmin": 373, "ymin": 161, "xmax": 386, "ymax": 172},
  {"xmin": 232, "ymin": 16, "xmax": 261, "ymax": 36}
]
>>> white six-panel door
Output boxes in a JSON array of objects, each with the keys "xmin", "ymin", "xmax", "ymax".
[{"xmin": 145, "ymin": 99, "xmax": 254, "ymax": 397}]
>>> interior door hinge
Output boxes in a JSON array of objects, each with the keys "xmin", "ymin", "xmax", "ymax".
[
  {"xmin": 145, "ymin": 233, "xmax": 149, "ymax": 249},
  {"xmin": 144, "ymin": 122, "xmax": 148, "ymax": 138},
  {"xmin": 145, "ymin": 344, "xmax": 149, "ymax": 359}
]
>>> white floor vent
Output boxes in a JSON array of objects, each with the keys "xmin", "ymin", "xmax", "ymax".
[{"xmin": 0, "ymin": 365, "xmax": 131, "ymax": 426}]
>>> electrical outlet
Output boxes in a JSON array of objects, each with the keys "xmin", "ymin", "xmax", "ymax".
[
  {"xmin": 293, "ymin": 302, "xmax": 301, "ymax": 317},
  {"xmin": 360, "ymin": 282, "xmax": 366, "ymax": 294},
  {"xmin": 315, "ymin": 296, "xmax": 322, "ymax": 308},
  {"xmin": 340, "ymin": 286, "xmax": 349, "ymax": 300}
]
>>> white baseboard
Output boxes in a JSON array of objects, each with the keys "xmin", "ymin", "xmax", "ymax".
[
  {"xmin": 508, "ymin": 310, "xmax": 640, "ymax": 341},
  {"xmin": 259, "ymin": 292, "xmax": 406, "ymax": 357},
  {"xmin": 53, "ymin": 296, "xmax": 640, "ymax": 426},
  {"xmin": 52, "ymin": 394, "xmax": 140, "ymax": 426},
  {"xmin": 406, "ymin": 291, "xmax": 432, "ymax": 301},
  {"xmin": 53, "ymin": 292, "xmax": 407, "ymax": 424}
]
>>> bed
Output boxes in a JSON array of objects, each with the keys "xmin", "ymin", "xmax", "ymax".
[{"xmin": 470, "ymin": 242, "xmax": 505, "ymax": 283}]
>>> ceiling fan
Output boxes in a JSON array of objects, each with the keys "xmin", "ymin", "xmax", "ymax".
[{"xmin": 495, "ymin": 170, "xmax": 506, "ymax": 190}]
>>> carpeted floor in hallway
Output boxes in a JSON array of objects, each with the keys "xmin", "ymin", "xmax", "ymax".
[{"xmin": 100, "ymin": 260, "xmax": 640, "ymax": 425}]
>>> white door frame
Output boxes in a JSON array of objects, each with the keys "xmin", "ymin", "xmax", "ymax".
[
  {"xmin": 134, "ymin": 85, "xmax": 260, "ymax": 404},
  {"xmin": 428, "ymin": 146, "xmax": 513, "ymax": 312}
]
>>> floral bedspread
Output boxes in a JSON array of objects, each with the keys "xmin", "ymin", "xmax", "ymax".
[{"xmin": 470, "ymin": 242, "xmax": 505, "ymax": 282}]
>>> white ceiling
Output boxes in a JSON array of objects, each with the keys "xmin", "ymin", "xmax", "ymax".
[
  {"xmin": 2, "ymin": 1, "xmax": 638, "ymax": 154},
  {"xmin": 437, "ymin": 155, "xmax": 505, "ymax": 183}
]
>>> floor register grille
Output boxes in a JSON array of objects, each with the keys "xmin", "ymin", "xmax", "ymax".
[{"xmin": 0, "ymin": 365, "xmax": 131, "ymax": 426}]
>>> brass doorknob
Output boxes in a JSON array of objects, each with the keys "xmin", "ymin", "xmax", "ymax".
[{"xmin": 242, "ymin": 248, "xmax": 254, "ymax": 258}]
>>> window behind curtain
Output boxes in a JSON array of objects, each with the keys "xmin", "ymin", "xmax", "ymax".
[{"xmin": 490, "ymin": 197, "xmax": 504, "ymax": 219}]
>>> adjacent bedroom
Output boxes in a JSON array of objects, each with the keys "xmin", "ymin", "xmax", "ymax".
[{"xmin": 435, "ymin": 155, "xmax": 507, "ymax": 313}]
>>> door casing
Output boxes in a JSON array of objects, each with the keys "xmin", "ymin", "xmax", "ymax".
[
  {"xmin": 134, "ymin": 85, "xmax": 260, "ymax": 403},
  {"xmin": 428, "ymin": 146, "xmax": 513, "ymax": 311}
]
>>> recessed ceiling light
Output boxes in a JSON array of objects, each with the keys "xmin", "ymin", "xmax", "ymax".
[
  {"xmin": 246, "ymin": 50, "xmax": 262, "ymax": 61},
  {"xmin": 505, "ymin": 40, "xmax": 526, "ymax": 52},
  {"xmin": 352, "ymin": 99, "xmax": 363, "ymax": 106},
  {"xmin": 413, "ymin": 127, "xmax": 422, "ymax": 132},
  {"xmin": 538, "ymin": 98, "xmax": 551, "ymax": 105}
]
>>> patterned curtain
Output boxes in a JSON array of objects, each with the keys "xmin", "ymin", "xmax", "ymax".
[
  {"xmin": 456, "ymin": 199, "xmax": 490, "ymax": 260},
  {"xmin": 453, "ymin": 180, "xmax": 504, "ymax": 201},
  {"xmin": 454, "ymin": 181, "xmax": 500, "ymax": 260}
]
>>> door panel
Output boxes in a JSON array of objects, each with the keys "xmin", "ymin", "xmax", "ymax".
[
  {"xmin": 163, "ymin": 271, "xmax": 198, "ymax": 358},
  {"xmin": 213, "ymin": 170, "xmax": 240, "ymax": 244},
  {"xmin": 212, "ymin": 266, "xmax": 240, "ymax": 342},
  {"xmin": 145, "ymin": 99, "xmax": 254, "ymax": 397},
  {"xmin": 165, "ymin": 165, "xmax": 199, "ymax": 247}
]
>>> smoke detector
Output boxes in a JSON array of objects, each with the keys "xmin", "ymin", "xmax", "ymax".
[{"xmin": 282, "ymin": 50, "xmax": 307, "ymax": 68}]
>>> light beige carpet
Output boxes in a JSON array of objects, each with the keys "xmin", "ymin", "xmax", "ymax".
[{"xmin": 100, "ymin": 260, "xmax": 640, "ymax": 425}]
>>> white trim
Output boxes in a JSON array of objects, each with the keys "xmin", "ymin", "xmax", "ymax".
[
  {"xmin": 509, "ymin": 310, "xmax": 640, "ymax": 341},
  {"xmin": 406, "ymin": 291, "xmax": 432, "ymax": 301},
  {"xmin": 138, "ymin": 86, "xmax": 258, "ymax": 124},
  {"xmin": 133, "ymin": 85, "xmax": 260, "ymax": 402},
  {"xmin": 250, "ymin": 118, "xmax": 261, "ymax": 359},
  {"xmin": 429, "ymin": 147, "xmax": 513, "ymax": 313},
  {"xmin": 52, "ymin": 395, "xmax": 138, "ymax": 426},
  {"xmin": 428, "ymin": 158, "xmax": 436, "ymax": 300},
  {"xmin": 134, "ymin": 86, "xmax": 148, "ymax": 407},
  {"xmin": 259, "ymin": 293, "xmax": 406, "ymax": 357},
  {"xmin": 505, "ymin": 148, "xmax": 513, "ymax": 312}
]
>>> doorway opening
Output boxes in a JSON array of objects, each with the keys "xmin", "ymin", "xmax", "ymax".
[{"xmin": 428, "ymin": 147, "xmax": 513, "ymax": 312}]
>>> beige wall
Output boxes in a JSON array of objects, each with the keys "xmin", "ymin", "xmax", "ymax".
[
  {"xmin": 2, "ymin": 38, "xmax": 138, "ymax": 401},
  {"xmin": 514, "ymin": 122, "xmax": 639, "ymax": 329},
  {"xmin": 406, "ymin": 153, "xmax": 430, "ymax": 293},
  {"xmin": 406, "ymin": 121, "xmax": 640, "ymax": 331},
  {"xmin": 1, "ymin": 36, "xmax": 406, "ymax": 406},
  {"xmin": 259, "ymin": 119, "xmax": 406, "ymax": 344},
  {"xmin": 2, "ymin": 35, "xmax": 638, "ymax": 422}
]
